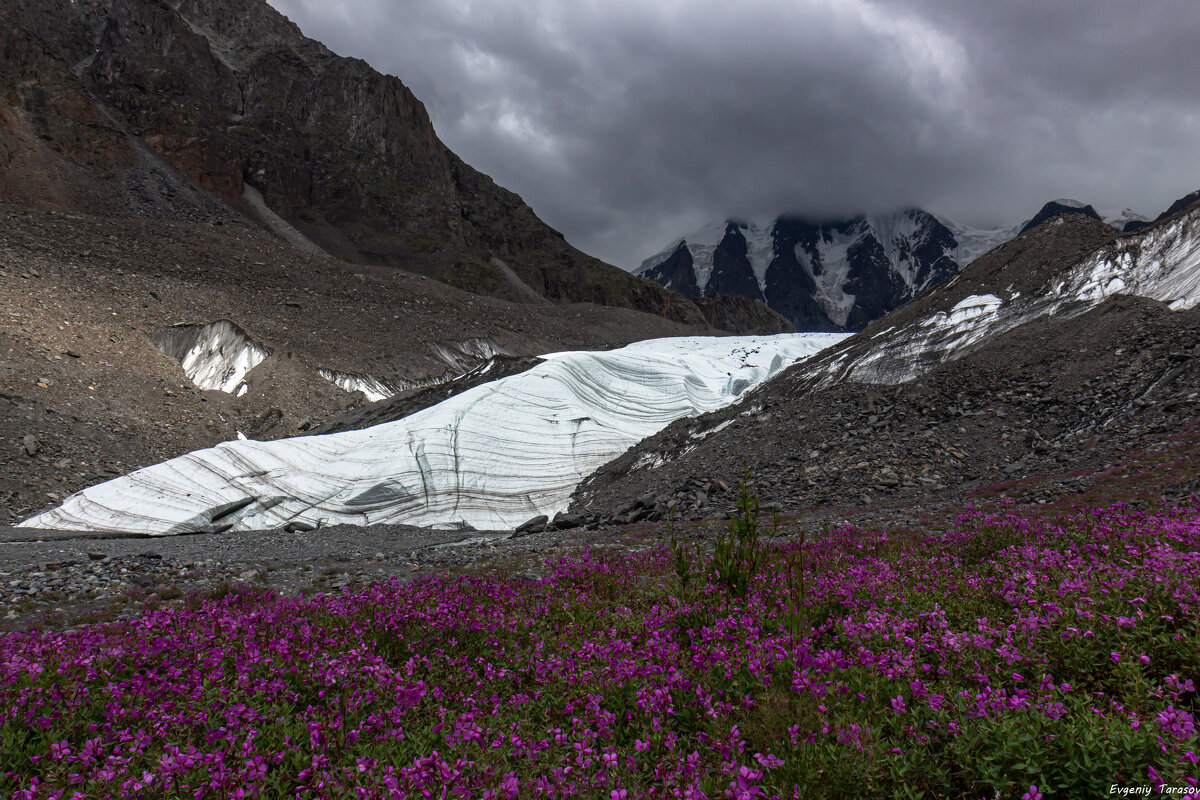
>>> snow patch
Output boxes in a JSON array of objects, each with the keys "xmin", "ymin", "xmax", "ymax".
[
  {"xmin": 1100, "ymin": 207, "xmax": 1149, "ymax": 230},
  {"xmin": 806, "ymin": 227, "xmax": 858, "ymax": 327},
  {"xmin": 631, "ymin": 452, "xmax": 668, "ymax": 471},
  {"xmin": 429, "ymin": 338, "xmax": 508, "ymax": 372},
  {"xmin": 742, "ymin": 222, "xmax": 775, "ymax": 292},
  {"xmin": 22, "ymin": 333, "xmax": 846, "ymax": 535},
  {"xmin": 689, "ymin": 418, "xmax": 735, "ymax": 442},
  {"xmin": 321, "ymin": 356, "xmax": 509, "ymax": 402},
  {"xmin": 318, "ymin": 370, "xmax": 399, "ymax": 403},
  {"xmin": 318, "ymin": 341, "xmax": 510, "ymax": 402},
  {"xmin": 848, "ymin": 295, "xmax": 1007, "ymax": 384},
  {"xmin": 940, "ymin": 217, "xmax": 1024, "ymax": 266},
  {"xmin": 1065, "ymin": 215, "xmax": 1200, "ymax": 309},
  {"xmin": 150, "ymin": 321, "xmax": 270, "ymax": 395}
]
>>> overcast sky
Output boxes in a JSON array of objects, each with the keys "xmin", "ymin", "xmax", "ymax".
[{"xmin": 266, "ymin": 0, "xmax": 1200, "ymax": 270}]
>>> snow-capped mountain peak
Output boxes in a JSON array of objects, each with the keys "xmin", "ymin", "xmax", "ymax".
[{"xmin": 638, "ymin": 209, "xmax": 959, "ymax": 331}]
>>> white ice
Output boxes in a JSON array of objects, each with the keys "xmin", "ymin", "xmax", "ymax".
[
  {"xmin": 318, "ymin": 370, "xmax": 397, "ymax": 403},
  {"xmin": 152, "ymin": 320, "xmax": 270, "ymax": 395},
  {"xmin": 939, "ymin": 217, "xmax": 1025, "ymax": 266},
  {"xmin": 22, "ymin": 333, "xmax": 846, "ymax": 535},
  {"xmin": 1065, "ymin": 214, "xmax": 1200, "ymax": 310},
  {"xmin": 847, "ymin": 294, "xmax": 1007, "ymax": 384}
]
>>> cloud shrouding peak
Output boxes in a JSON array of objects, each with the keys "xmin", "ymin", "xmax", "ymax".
[{"xmin": 267, "ymin": 0, "xmax": 1200, "ymax": 268}]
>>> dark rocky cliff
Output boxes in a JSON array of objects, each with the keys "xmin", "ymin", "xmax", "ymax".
[{"xmin": 0, "ymin": 0, "xmax": 715, "ymax": 325}]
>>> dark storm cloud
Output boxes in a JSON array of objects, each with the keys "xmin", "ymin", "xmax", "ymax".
[{"xmin": 267, "ymin": 0, "xmax": 1200, "ymax": 268}]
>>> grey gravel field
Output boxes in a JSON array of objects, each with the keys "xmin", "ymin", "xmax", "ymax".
[
  {"xmin": 0, "ymin": 516, "xmax": 714, "ymax": 630},
  {"xmin": 0, "ymin": 523, "xmax": 540, "ymax": 630}
]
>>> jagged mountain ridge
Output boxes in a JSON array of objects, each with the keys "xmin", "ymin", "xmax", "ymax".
[
  {"xmin": 1017, "ymin": 199, "xmax": 1103, "ymax": 234},
  {"xmin": 0, "ymin": 0, "xmax": 793, "ymax": 333},
  {"xmin": 638, "ymin": 210, "xmax": 961, "ymax": 331}
]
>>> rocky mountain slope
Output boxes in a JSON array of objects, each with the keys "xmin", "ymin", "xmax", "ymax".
[
  {"xmin": 0, "ymin": 0, "xmax": 791, "ymax": 332},
  {"xmin": 0, "ymin": 0, "xmax": 797, "ymax": 524},
  {"xmin": 572, "ymin": 200, "xmax": 1200, "ymax": 525}
]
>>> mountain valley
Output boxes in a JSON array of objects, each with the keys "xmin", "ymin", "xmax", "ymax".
[
  {"xmin": 578, "ymin": 208, "xmax": 1200, "ymax": 525},
  {"xmin": 0, "ymin": 0, "xmax": 1196, "ymax": 606},
  {"xmin": 2, "ymin": 2, "xmax": 1200, "ymax": 795}
]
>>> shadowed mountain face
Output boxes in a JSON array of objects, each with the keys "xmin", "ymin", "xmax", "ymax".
[
  {"xmin": 640, "ymin": 210, "xmax": 961, "ymax": 332},
  {"xmin": 0, "ymin": 0, "xmax": 750, "ymax": 326},
  {"xmin": 646, "ymin": 242, "xmax": 701, "ymax": 298},
  {"xmin": 1157, "ymin": 190, "xmax": 1200, "ymax": 222},
  {"xmin": 706, "ymin": 224, "xmax": 766, "ymax": 303}
]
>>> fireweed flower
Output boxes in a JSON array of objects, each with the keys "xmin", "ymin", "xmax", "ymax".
[
  {"xmin": 754, "ymin": 753, "xmax": 784, "ymax": 769},
  {"xmin": 2, "ymin": 504, "xmax": 1198, "ymax": 797},
  {"xmin": 1156, "ymin": 707, "xmax": 1198, "ymax": 740}
]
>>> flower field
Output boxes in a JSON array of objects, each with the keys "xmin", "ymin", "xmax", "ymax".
[{"xmin": 2, "ymin": 503, "xmax": 1198, "ymax": 798}]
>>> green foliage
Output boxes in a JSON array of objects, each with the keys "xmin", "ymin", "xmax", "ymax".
[
  {"xmin": 712, "ymin": 468, "xmax": 766, "ymax": 598},
  {"xmin": 668, "ymin": 519, "xmax": 694, "ymax": 598},
  {"xmin": 779, "ymin": 528, "xmax": 809, "ymax": 638}
]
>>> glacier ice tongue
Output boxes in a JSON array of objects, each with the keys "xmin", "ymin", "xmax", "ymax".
[{"xmin": 22, "ymin": 333, "xmax": 846, "ymax": 535}]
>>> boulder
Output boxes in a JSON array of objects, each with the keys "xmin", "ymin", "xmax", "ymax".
[{"xmin": 515, "ymin": 514, "xmax": 549, "ymax": 535}]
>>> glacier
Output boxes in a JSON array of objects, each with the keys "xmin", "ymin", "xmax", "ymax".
[{"xmin": 20, "ymin": 333, "xmax": 846, "ymax": 535}]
